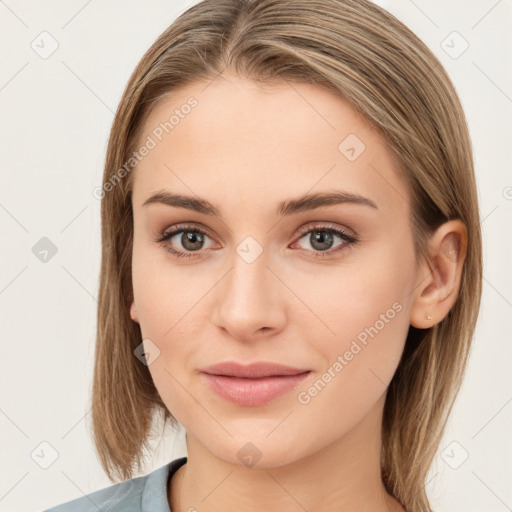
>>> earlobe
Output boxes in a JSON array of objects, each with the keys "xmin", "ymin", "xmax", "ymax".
[
  {"xmin": 410, "ymin": 220, "xmax": 467, "ymax": 329},
  {"xmin": 130, "ymin": 299, "xmax": 139, "ymax": 323}
]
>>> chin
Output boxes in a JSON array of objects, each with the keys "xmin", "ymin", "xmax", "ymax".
[{"xmin": 191, "ymin": 422, "xmax": 325, "ymax": 470}]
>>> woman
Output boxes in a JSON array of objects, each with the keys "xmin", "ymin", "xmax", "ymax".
[{"xmin": 43, "ymin": 0, "xmax": 482, "ymax": 510}]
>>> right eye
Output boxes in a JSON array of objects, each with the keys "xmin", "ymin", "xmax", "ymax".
[{"xmin": 154, "ymin": 224, "xmax": 216, "ymax": 259}]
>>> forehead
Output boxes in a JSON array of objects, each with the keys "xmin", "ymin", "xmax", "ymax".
[{"xmin": 131, "ymin": 74, "xmax": 409, "ymax": 217}]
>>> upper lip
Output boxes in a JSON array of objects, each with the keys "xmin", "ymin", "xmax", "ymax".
[{"xmin": 201, "ymin": 361, "xmax": 310, "ymax": 378}]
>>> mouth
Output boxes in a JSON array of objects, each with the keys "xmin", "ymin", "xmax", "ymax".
[
  {"xmin": 201, "ymin": 361, "xmax": 311, "ymax": 406},
  {"xmin": 202, "ymin": 361, "xmax": 310, "ymax": 378}
]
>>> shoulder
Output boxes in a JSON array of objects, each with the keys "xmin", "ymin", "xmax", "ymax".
[
  {"xmin": 42, "ymin": 457, "xmax": 187, "ymax": 512},
  {"xmin": 42, "ymin": 473, "xmax": 149, "ymax": 512}
]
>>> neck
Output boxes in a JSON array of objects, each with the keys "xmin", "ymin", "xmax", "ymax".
[{"xmin": 169, "ymin": 395, "xmax": 403, "ymax": 512}]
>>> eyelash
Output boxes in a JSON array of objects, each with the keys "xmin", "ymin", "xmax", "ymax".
[{"xmin": 153, "ymin": 222, "xmax": 358, "ymax": 260}]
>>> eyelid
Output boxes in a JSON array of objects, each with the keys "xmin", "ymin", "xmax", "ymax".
[
  {"xmin": 154, "ymin": 222, "xmax": 212, "ymax": 241},
  {"xmin": 295, "ymin": 221, "xmax": 356, "ymax": 239}
]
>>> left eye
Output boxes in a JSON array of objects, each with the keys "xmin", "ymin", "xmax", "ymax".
[{"xmin": 292, "ymin": 226, "xmax": 357, "ymax": 255}]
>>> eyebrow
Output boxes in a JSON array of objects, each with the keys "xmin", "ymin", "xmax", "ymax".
[{"xmin": 142, "ymin": 189, "xmax": 378, "ymax": 216}]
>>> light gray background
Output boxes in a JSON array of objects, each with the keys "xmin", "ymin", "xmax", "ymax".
[{"xmin": 0, "ymin": 1, "xmax": 511, "ymax": 511}]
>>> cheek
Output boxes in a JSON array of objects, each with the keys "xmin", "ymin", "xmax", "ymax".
[
  {"xmin": 131, "ymin": 243, "xmax": 211, "ymax": 407},
  {"xmin": 131, "ymin": 237, "xmax": 205, "ymax": 337},
  {"xmin": 288, "ymin": 251, "xmax": 412, "ymax": 352},
  {"xmin": 291, "ymin": 247, "xmax": 414, "ymax": 401},
  {"xmin": 288, "ymin": 269, "xmax": 411, "ymax": 451},
  {"xmin": 132, "ymin": 272, "xmax": 202, "ymax": 422}
]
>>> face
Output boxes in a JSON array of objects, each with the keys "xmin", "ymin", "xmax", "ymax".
[{"xmin": 129, "ymin": 73, "xmax": 419, "ymax": 468}]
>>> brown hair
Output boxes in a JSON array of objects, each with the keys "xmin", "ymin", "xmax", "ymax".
[{"xmin": 90, "ymin": 1, "xmax": 483, "ymax": 510}]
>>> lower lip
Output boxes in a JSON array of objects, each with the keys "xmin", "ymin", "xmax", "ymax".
[{"xmin": 202, "ymin": 372, "xmax": 310, "ymax": 406}]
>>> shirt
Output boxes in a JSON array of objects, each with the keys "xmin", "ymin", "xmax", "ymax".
[{"xmin": 42, "ymin": 456, "xmax": 188, "ymax": 512}]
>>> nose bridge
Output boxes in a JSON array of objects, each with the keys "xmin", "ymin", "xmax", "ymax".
[{"xmin": 212, "ymin": 238, "xmax": 285, "ymax": 339}]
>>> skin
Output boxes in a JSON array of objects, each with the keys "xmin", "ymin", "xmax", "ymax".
[{"xmin": 129, "ymin": 73, "xmax": 467, "ymax": 512}]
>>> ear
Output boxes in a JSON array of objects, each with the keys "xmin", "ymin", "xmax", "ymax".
[
  {"xmin": 130, "ymin": 299, "xmax": 139, "ymax": 323},
  {"xmin": 410, "ymin": 219, "xmax": 468, "ymax": 329}
]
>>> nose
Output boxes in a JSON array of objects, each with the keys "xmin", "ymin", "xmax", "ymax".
[{"xmin": 211, "ymin": 244, "xmax": 287, "ymax": 342}]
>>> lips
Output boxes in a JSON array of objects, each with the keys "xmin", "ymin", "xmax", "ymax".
[
  {"xmin": 202, "ymin": 361, "xmax": 310, "ymax": 378},
  {"xmin": 201, "ymin": 362, "xmax": 311, "ymax": 406}
]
